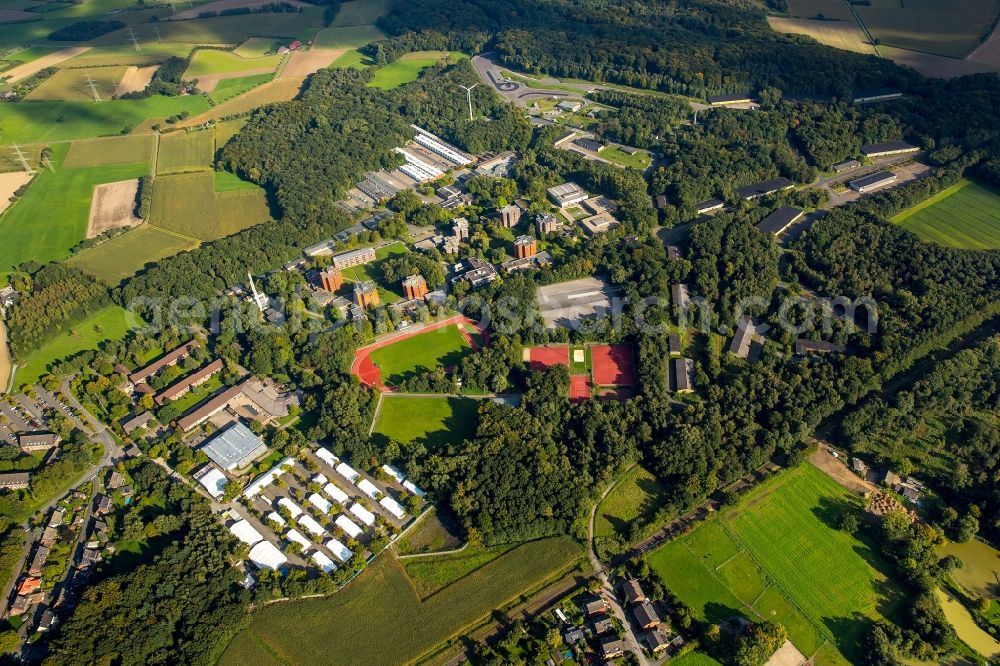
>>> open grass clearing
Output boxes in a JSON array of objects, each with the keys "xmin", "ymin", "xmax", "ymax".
[
  {"xmin": 14, "ymin": 304, "xmax": 137, "ymax": 388},
  {"xmin": 233, "ymin": 37, "xmax": 285, "ymax": 58},
  {"xmin": 893, "ymin": 179, "xmax": 1000, "ymax": 249},
  {"xmin": 368, "ymin": 50, "xmax": 467, "ymax": 89},
  {"xmin": 63, "ymin": 134, "xmax": 154, "ymax": 168},
  {"xmin": 214, "ymin": 169, "xmax": 259, "ymax": 191},
  {"xmin": 600, "ymin": 145, "xmax": 653, "ymax": 169},
  {"xmin": 0, "ymin": 96, "xmax": 211, "ymax": 143},
  {"xmin": 402, "ymin": 543, "xmax": 517, "ymax": 598},
  {"xmin": 594, "ymin": 465, "xmax": 668, "ymax": 539},
  {"xmin": 24, "ymin": 65, "xmax": 127, "ymax": 101},
  {"xmin": 67, "ymin": 224, "xmax": 198, "ymax": 285},
  {"xmin": 148, "ymin": 171, "xmax": 269, "ymax": 241},
  {"xmin": 329, "ymin": 47, "xmax": 372, "ymax": 68},
  {"xmin": 214, "ymin": 117, "xmax": 248, "ymax": 148},
  {"xmin": 218, "ymin": 537, "xmax": 583, "ymax": 666},
  {"xmin": 394, "ymin": 507, "xmax": 463, "ymax": 555},
  {"xmin": 207, "ymin": 72, "xmax": 272, "ymax": 103},
  {"xmin": 0, "ymin": 143, "xmax": 149, "ymax": 272},
  {"xmin": 313, "ymin": 24, "xmax": 385, "ymax": 49},
  {"xmin": 184, "ymin": 48, "xmax": 283, "ymax": 78},
  {"xmin": 372, "ymin": 395, "xmax": 479, "ymax": 450},
  {"xmin": 156, "ymin": 130, "xmax": 214, "ymax": 173},
  {"xmin": 336, "ymin": 241, "xmax": 408, "ymax": 304},
  {"xmin": 368, "ymin": 324, "xmax": 473, "ymax": 385},
  {"xmin": 650, "ymin": 464, "xmax": 901, "ymax": 663}
]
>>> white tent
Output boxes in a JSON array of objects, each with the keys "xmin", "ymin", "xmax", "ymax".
[
  {"xmin": 249, "ymin": 541, "xmax": 287, "ymax": 570},
  {"xmin": 308, "ymin": 493, "xmax": 332, "ymax": 514},
  {"xmin": 314, "ymin": 447, "xmax": 339, "ymax": 467},
  {"xmin": 325, "ymin": 538, "xmax": 353, "ymax": 562},
  {"xmin": 350, "ymin": 503, "xmax": 376, "ymax": 526},
  {"xmin": 229, "ymin": 519, "xmax": 264, "ymax": 546},
  {"xmin": 323, "ymin": 483, "xmax": 349, "ymax": 505},
  {"xmin": 403, "ymin": 480, "xmax": 426, "ymax": 497},
  {"xmin": 197, "ymin": 467, "xmax": 228, "ymax": 499},
  {"xmin": 381, "ymin": 464, "xmax": 405, "ymax": 484},
  {"xmin": 379, "ymin": 496, "xmax": 406, "ymax": 520},
  {"xmin": 335, "ymin": 514, "xmax": 362, "ymax": 539},
  {"xmin": 277, "ymin": 497, "xmax": 303, "ymax": 518},
  {"xmin": 336, "ymin": 462, "xmax": 360, "ymax": 483},
  {"xmin": 311, "ymin": 550, "xmax": 337, "ymax": 573},
  {"xmin": 266, "ymin": 511, "xmax": 286, "ymax": 527},
  {"xmin": 298, "ymin": 514, "xmax": 326, "ymax": 537},
  {"xmin": 357, "ymin": 479, "xmax": 382, "ymax": 499},
  {"xmin": 242, "ymin": 457, "xmax": 295, "ymax": 497},
  {"xmin": 286, "ymin": 528, "xmax": 311, "ymax": 550},
  {"xmin": 312, "ymin": 473, "xmax": 328, "ymax": 485}
]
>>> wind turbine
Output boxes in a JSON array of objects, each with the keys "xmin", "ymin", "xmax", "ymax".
[{"xmin": 458, "ymin": 83, "xmax": 479, "ymax": 122}]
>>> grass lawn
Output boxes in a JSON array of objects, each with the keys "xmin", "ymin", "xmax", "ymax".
[
  {"xmin": 338, "ymin": 241, "xmax": 408, "ymax": 303},
  {"xmin": 601, "ymin": 145, "xmax": 652, "ymax": 169},
  {"xmin": 214, "ymin": 170, "xmax": 259, "ymax": 192},
  {"xmin": 184, "ymin": 49, "xmax": 283, "ymax": 78},
  {"xmin": 0, "ymin": 47, "xmax": 58, "ymax": 69},
  {"xmin": 148, "ymin": 171, "xmax": 269, "ymax": 241},
  {"xmin": 394, "ymin": 507, "xmax": 463, "ymax": 555},
  {"xmin": 156, "ymin": 130, "xmax": 214, "ymax": 174},
  {"xmin": 0, "ymin": 97, "xmax": 211, "ymax": 144},
  {"xmin": 24, "ymin": 65, "xmax": 127, "ymax": 101},
  {"xmin": 208, "ymin": 73, "xmax": 273, "ymax": 104},
  {"xmin": 67, "ymin": 224, "xmax": 199, "ymax": 285},
  {"xmin": 368, "ymin": 325, "xmax": 473, "ymax": 384},
  {"xmin": 313, "ymin": 24, "xmax": 385, "ymax": 49},
  {"xmin": 0, "ymin": 143, "xmax": 150, "ymax": 272},
  {"xmin": 670, "ymin": 652, "xmax": 723, "ymax": 666},
  {"xmin": 218, "ymin": 537, "xmax": 583, "ymax": 666},
  {"xmin": 63, "ymin": 135, "xmax": 155, "ymax": 168},
  {"xmin": 402, "ymin": 543, "xmax": 517, "ymax": 598},
  {"xmin": 649, "ymin": 464, "xmax": 900, "ymax": 664},
  {"xmin": 594, "ymin": 465, "xmax": 668, "ymax": 539},
  {"xmin": 368, "ymin": 51, "xmax": 467, "ymax": 89},
  {"xmin": 14, "ymin": 304, "xmax": 138, "ymax": 388},
  {"xmin": 329, "ymin": 48, "xmax": 373, "ymax": 68},
  {"xmin": 372, "ymin": 396, "xmax": 479, "ymax": 448},
  {"xmin": 893, "ymin": 179, "xmax": 1000, "ymax": 249},
  {"xmin": 233, "ymin": 38, "xmax": 285, "ymax": 58}
]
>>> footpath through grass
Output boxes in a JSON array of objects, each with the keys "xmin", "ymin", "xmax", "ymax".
[
  {"xmin": 893, "ymin": 179, "xmax": 1000, "ymax": 249},
  {"xmin": 219, "ymin": 537, "xmax": 584, "ymax": 666},
  {"xmin": 649, "ymin": 464, "xmax": 901, "ymax": 665}
]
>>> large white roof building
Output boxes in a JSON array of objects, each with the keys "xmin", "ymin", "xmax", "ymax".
[{"xmin": 249, "ymin": 541, "xmax": 287, "ymax": 570}]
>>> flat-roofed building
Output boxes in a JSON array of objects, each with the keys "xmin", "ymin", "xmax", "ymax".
[
  {"xmin": 320, "ymin": 267, "xmax": 344, "ymax": 292},
  {"xmin": 402, "ymin": 274, "xmax": 428, "ymax": 300},
  {"xmin": 200, "ymin": 422, "xmax": 268, "ymax": 472},
  {"xmin": 452, "ymin": 216, "xmax": 470, "ymax": 240},
  {"xmin": 579, "ymin": 212, "xmax": 620, "ymax": 237},
  {"xmin": 572, "ymin": 136, "xmax": 603, "ymax": 152},
  {"xmin": 849, "ymin": 170, "xmax": 897, "ymax": 193},
  {"xmin": 860, "ymin": 141, "xmax": 918, "ymax": 158},
  {"xmin": 499, "ymin": 203, "xmax": 522, "ymax": 228},
  {"xmin": 757, "ymin": 205, "xmax": 804, "ymax": 237},
  {"xmin": 128, "ymin": 339, "xmax": 198, "ymax": 385},
  {"xmin": 736, "ymin": 177, "xmax": 794, "ymax": 200},
  {"xmin": 832, "ymin": 159, "xmax": 861, "ymax": 173},
  {"xmin": 0, "ymin": 473, "xmax": 29, "ymax": 490},
  {"xmin": 673, "ymin": 357, "xmax": 694, "ymax": 393},
  {"xmin": 514, "ymin": 235, "xmax": 538, "ymax": 259},
  {"xmin": 330, "ymin": 247, "xmax": 376, "ymax": 271},
  {"xmin": 707, "ymin": 92, "xmax": 753, "ymax": 106},
  {"xmin": 546, "ymin": 182, "xmax": 589, "ymax": 208},
  {"xmin": 196, "ymin": 465, "xmax": 228, "ymax": 499},
  {"xmin": 695, "ymin": 197, "xmax": 724, "ymax": 214},
  {"xmin": 536, "ymin": 213, "xmax": 562, "ymax": 235},
  {"xmin": 853, "ymin": 88, "xmax": 903, "ymax": 104},
  {"xmin": 795, "ymin": 339, "xmax": 847, "ymax": 355},
  {"xmin": 353, "ymin": 281, "xmax": 379, "ymax": 308},
  {"xmin": 18, "ymin": 432, "xmax": 60, "ymax": 453}
]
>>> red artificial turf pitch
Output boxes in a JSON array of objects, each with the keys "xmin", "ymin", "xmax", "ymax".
[
  {"xmin": 569, "ymin": 374, "xmax": 592, "ymax": 402},
  {"xmin": 591, "ymin": 344, "xmax": 635, "ymax": 386},
  {"xmin": 528, "ymin": 345, "xmax": 569, "ymax": 371}
]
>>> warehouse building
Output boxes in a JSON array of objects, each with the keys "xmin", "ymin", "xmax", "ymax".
[
  {"xmin": 860, "ymin": 141, "xmax": 918, "ymax": 158},
  {"xmin": 736, "ymin": 177, "xmax": 794, "ymax": 200},
  {"xmin": 757, "ymin": 205, "xmax": 804, "ymax": 237},
  {"xmin": 200, "ymin": 422, "xmax": 268, "ymax": 472},
  {"xmin": 849, "ymin": 170, "xmax": 897, "ymax": 193},
  {"xmin": 546, "ymin": 182, "xmax": 589, "ymax": 208}
]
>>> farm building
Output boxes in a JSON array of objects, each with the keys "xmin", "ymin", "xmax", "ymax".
[
  {"xmin": 757, "ymin": 205, "xmax": 804, "ymax": 236},
  {"xmin": 860, "ymin": 141, "xmax": 918, "ymax": 158},
  {"xmin": 546, "ymin": 182, "xmax": 589, "ymax": 208},
  {"xmin": 736, "ymin": 177, "xmax": 794, "ymax": 200},
  {"xmin": 695, "ymin": 197, "xmax": 724, "ymax": 214},
  {"xmin": 572, "ymin": 136, "xmax": 604, "ymax": 152},
  {"xmin": 668, "ymin": 333, "xmax": 682, "ymax": 356},
  {"xmin": 849, "ymin": 171, "xmax": 897, "ymax": 193},
  {"xmin": 706, "ymin": 92, "xmax": 753, "ymax": 105},
  {"xmin": 199, "ymin": 422, "xmax": 268, "ymax": 472},
  {"xmin": 853, "ymin": 88, "xmax": 903, "ymax": 104}
]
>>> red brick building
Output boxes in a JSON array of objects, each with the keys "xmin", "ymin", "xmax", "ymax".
[
  {"xmin": 402, "ymin": 274, "xmax": 428, "ymax": 300},
  {"xmin": 514, "ymin": 235, "xmax": 537, "ymax": 259},
  {"xmin": 320, "ymin": 267, "xmax": 344, "ymax": 292}
]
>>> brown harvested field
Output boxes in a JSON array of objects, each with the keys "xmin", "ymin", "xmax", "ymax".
[
  {"xmin": 88, "ymin": 179, "xmax": 142, "ymax": 237},
  {"xmin": 881, "ymin": 45, "xmax": 1000, "ymax": 78},
  {"xmin": 0, "ymin": 8, "xmax": 35, "ymax": 22},
  {"xmin": 113, "ymin": 65, "xmax": 159, "ymax": 96},
  {"xmin": 0, "ymin": 171, "xmax": 32, "ymax": 216},
  {"xmin": 179, "ymin": 77, "xmax": 304, "ymax": 127},
  {"xmin": 1, "ymin": 46, "xmax": 91, "ymax": 83},
  {"xmin": 166, "ymin": 0, "xmax": 310, "ymax": 20},
  {"xmin": 786, "ymin": 0, "xmax": 855, "ymax": 21},
  {"xmin": 193, "ymin": 66, "xmax": 276, "ymax": 93},
  {"xmin": 768, "ymin": 16, "xmax": 876, "ymax": 55},
  {"xmin": 968, "ymin": 25, "xmax": 1000, "ymax": 65},
  {"xmin": 279, "ymin": 48, "xmax": 346, "ymax": 78},
  {"xmin": 856, "ymin": 0, "xmax": 1000, "ymax": 58}
]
